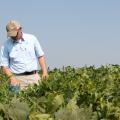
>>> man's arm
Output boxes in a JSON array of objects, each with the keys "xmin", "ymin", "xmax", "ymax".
[
  {"xmin": 33, "ymin": 35, "xmax": 48, "ymax": 78},
  {"xmin": 2, "ymin": 66, "xmax": 19, "ymax": 86},
  {"xmin": 0, "ymin": 44, "xmax": 19, "ymax": 86},
  {"xmin": 38, "ymin": 56, "xmax": 48, "ymax": 79}
]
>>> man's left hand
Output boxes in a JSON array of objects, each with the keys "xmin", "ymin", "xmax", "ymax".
[{"xmin": 42, "ymin": 72, "xmax": 48, "ymax": 79}]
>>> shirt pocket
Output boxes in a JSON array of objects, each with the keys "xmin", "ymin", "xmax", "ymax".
[{"xmin": 26, "ymin": 46, "xmax": 36, "ymax": 59}]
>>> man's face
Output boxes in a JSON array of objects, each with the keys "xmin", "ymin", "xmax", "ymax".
[{"xmin": 11, "ymin": 27, "xmax": 23, "ymax": 40}]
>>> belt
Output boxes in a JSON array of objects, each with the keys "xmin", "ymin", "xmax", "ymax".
[{"xmin": 15, "ymin": 70, "xmax": 37, "ymax": 76}]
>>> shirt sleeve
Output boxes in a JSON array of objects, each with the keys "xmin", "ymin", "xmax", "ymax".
[
  {"xmin": 34, "ymin": 36, "xmax": 44, "ymax": 58},
  {"xmin": 0, "ymin": 44, "xmax": 9, "ymax": 67}
]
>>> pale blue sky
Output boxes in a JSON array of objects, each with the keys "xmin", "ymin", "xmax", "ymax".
[{"xmin": 0, "ymin": 0, "xmax": 120, "ymax": 68}]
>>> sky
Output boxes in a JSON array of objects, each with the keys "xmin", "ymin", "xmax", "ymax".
[{"xmin": 0, "ymin": 0, "xmax": 120, "ymax": 68}]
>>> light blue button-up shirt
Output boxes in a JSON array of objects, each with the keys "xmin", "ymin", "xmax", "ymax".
[{"xmin": 0, "ymin": 33, "xmax": 44, "ymax": 74}]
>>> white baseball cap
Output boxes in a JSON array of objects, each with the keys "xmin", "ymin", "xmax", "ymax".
[{"xmin": 6, "ymin": 20, "xmax": 21, "ymax": 37}]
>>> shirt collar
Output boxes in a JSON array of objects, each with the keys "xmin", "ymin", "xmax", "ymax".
[{"xmin": 11, "ymin": 33, "xmax": 25, "ymax": 43}]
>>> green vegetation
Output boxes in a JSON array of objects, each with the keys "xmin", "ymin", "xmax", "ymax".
[{"xmin": 0, "ymin": 64, "xmax": 120, "ymax": 120}]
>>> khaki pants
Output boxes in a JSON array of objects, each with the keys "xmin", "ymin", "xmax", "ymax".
[{"xmin": 15, "ymin": 73, "xmax": 41, "ymax": 90}]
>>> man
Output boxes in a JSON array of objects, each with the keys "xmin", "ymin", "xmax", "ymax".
[{"xmin": 0, "ymin": 20, "xmax": 48, "ymax": 90}]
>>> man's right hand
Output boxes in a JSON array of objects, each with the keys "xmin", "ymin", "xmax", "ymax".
[
  {"xmin": 1, "ymin": 67, "xmax": 19, "ymax": 86},
  {"xmin": 10, "ymin": 76, "xmax": 19, "ymax": 86}
]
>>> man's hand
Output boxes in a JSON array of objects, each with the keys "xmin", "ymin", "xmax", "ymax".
[
  {"xmin": 2, "ymin": 66, "xmax": 19, "ymax": 86},
  {"xmin": 10, "ymin": 76, "xmax": 19, "ymax": 86},
  {"xmin": 38, "ymin": 56, "xmax": 48, "ymax": 79},
  {"xmin": 42, "ymin": 71, "xmax": 48, "ymax": 79}
]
